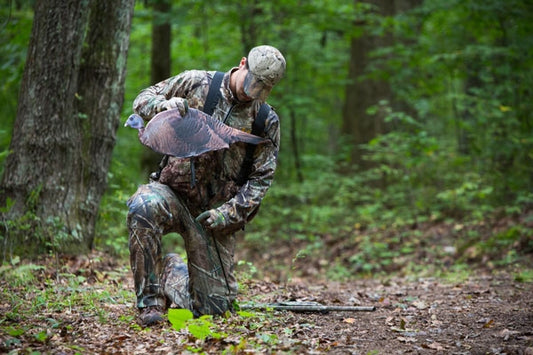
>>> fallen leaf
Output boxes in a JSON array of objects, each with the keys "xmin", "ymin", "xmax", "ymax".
[
  {"xmin": 412, "ymin": 300, "xmax": 428, "ymax": 310},
  {"xmin": 497, "ymin": 328, "xmax": 520, "ymax": 340},
  {"xmin": 482, "ymin": 319, "xmax": 494, "ymax": 328},
  {"xmin": 427, "ymin": 342, "xmax": 444, "ymax": 350},
  {"xmin": 400, "ymin": 317, "xmax": 406, "ymax": 330},
  {"xmin": 397, "ymin": 336, "xmax": 416, "ymax": 343},
  {"xmin": 343, "ymin": 318, "xmax": 356, "ymax": 324}
]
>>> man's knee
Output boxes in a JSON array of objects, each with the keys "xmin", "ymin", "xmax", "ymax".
[{"xmin": 127, "ymin": 183, "xmax": 175, "ymax": 229}]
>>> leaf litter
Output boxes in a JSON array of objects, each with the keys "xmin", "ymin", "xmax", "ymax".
[{"xmin": 1, "ymin": 212, "xmax": 532, "ymax": 354}]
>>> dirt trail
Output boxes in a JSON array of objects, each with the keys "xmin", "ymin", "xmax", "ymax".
[
  {"xmin": 239, "ymin": 275, "xmax": 533, "ymax": 354},
  {"xmin": 2, "ymin": 261, "xmax": 531, "ymax": 354},
  {"xmin": 1, "ymin": 217, "xmax": 533, "ymax": 355}
]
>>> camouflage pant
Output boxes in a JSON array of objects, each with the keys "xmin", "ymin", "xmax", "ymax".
[{"xmin": 127, "ymin": 182, "xmax": 237, "ymax": 316}]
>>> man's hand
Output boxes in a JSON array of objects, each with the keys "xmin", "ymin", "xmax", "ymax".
[
  {"xmin": 196, "ymin": 209, "xmax": 226, "ymax": 229},
  {"xmin": 156, "ymin": 97, "xmax": 188, "ymax": 116}
]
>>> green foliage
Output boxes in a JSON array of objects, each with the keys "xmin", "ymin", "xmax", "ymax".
[
  {"xmin": 514, "ymin": 269, "xmax": 533, "ymax": 283},
  {"xmin": 168, "ymin": 308, "xmax": 193, "ymax": 330},
  {"xmin": 0, "ymin": 0, "xmax": 531, "ymax": 280},
  {"xmin": 0, "ymin": 7, "xmax": 32, "ymax": 145},
  {"xmin": 455, "ymin": 224, "xmax": 533, "ymax": 267},
  {"xmin": 167, "ymin": 303, "xmax": 302, "ymax": 349},
  {"xmin": 381, "ymin": 0, "xmax": 533, "ymax": 204},
  {"xmin": 94, "ymin": 160, "xmax": 137, "ymax": 256},
  {"xmin": 0, "ymin": 258, "xmax": 44, "ymax": 287},
  {"xmin": 168, "ymin": 308, "xmax": 221, "ymax": 340},
  {"xmin": 236, "ymin": 260, "xmax": 258, "ymax": 283},
  {"xmin": 1, "ymin": 258, "xmax": 133, "ymax": 353},
  {"xmin": 0, "ymin": 188, "xmax": 88, "ymax": 259},
  {"xmin": 0, "ymin": 6, "xmax": 32, "ymax": 178}
]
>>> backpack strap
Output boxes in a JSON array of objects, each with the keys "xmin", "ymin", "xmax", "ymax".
[
  {"xmin": 203, "ymin": 70, "xmax": 271, "ymax": 186},
  {"xmin": 203, "ymin": 71, "xmax": 224, "ymax": 116},
  {"xmin": 236, "ymin": 103, "xmax": 271, "ymax": 186},
  {"xmin": 252, "ymin": 103, "xmax": 270, "ymax": 136}
]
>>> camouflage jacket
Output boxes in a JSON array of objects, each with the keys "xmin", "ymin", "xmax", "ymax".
[{"xmin": 132, "ymin": 69, "xmax": 280, "ymax": 230}]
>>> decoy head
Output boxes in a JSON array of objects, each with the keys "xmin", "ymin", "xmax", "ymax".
[{"xmin": 124, "ymin": 114, "xmax": 145, "ymax": 130}]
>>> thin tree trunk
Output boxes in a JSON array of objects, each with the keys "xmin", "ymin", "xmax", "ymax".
[
  {"xmin": 151, "ymin": 0, "xmax": 171, "ymax": 84},
  {"xmin": 342, "ymin": 0, "xmax": 394, "ymax": 169},
  {"xmin": 141, "ymin": 0, "xmax": 172, "ymax": 178},
  {"xmin": 342, "ymin": 0, "xmax": 421, "ymax": 169},
  {"xmin": 239, "ymin": 0, "xmax": 261, "ymax": 54},
  {"xmin": 289, "ymin": 109, "xmax": 304, "ymax": 182}
]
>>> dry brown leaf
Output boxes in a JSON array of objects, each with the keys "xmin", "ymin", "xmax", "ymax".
[
  {"xmin": 412, "ymin": 300, "xmax": 428, "ymax": 310},
  {"xmin": 427, "ymin": 342, "xmax": 445, "ymax": 350},
  {"xmin": 397, "ymin": 336, "xmax": 417, "ymax": 343},
  {"xmin": 482, "ymin": 319, "xmax": 494, "ymax": 328}
]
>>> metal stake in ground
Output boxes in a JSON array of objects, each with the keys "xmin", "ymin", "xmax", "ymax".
[{"xmin": 239, "ymin": 301, "xmax": 376, "ymax": 313}]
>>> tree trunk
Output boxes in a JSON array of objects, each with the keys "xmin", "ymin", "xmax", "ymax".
[
  {"xmin": 76, "ymin": 0, "xmax": 135, "ymax": 250},
  {"xmin": 151, "ymin": 0, "xmax": 171, "ymax": 84},
  {"xmin": 0, "ymin": 0, "xmax": 91, "ymax": 256},
  {"xmin": 140, "ymin": 0, "xmax": 172, "ymax": 178},
  {"xmin": 239, "ymin": 0, "xmax": 262, "ymax": 54},
  {"xmin": 342, "ymin": 0, "xmax": 421, "ymax": 169},
  {"xmin": 0, "ymin": 0, "xmax": 134, "ymax": 257},
  {"xmin": 342, "ymin": 0, "xmax": 395, "ymax": 169}
]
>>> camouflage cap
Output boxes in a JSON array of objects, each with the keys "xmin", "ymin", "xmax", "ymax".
[{"xmin": 243, "ymin": 45, "xmax": 286, "ymax": 101}]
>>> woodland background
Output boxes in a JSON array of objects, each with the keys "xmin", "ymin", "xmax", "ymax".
[
  {"xmin": 0, "ymin": 0, "xmax": 532, "ymax": 277},
  {"xmin": 1, "ymin": 1, "xmax": 532, "ymax": 353}
]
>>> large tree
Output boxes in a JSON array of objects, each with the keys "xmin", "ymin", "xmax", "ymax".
[{"xmin": 0, "ymin": 0, "xmax": 134, "ymax": 256}]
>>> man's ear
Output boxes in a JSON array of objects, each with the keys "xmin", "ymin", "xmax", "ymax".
[{"xmin": 239, "ymin": 57, "xmax": 247, "ymax": 68}]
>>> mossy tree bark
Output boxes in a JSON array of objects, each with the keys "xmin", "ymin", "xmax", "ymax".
[{"xmin": 0, "ymin": 0, "xmax": 134, "ymax": 257}]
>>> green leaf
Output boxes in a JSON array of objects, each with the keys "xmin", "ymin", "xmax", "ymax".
[
  {"xmin": 7, "ymin": 327, "xmax": 24, "ymax": 337},
  {"xmin": 188, "ymin": 322, "xmax": 211, "ymax": 340},
  {"xmin": 10, "ymin": 255, "xmax": 20, "ymax": 266},
  {"xmin": 0, "ymin": 197, "xmax": 14, "ymax": 213},
  {"xmin": 34, "ymin": 330, "xmax": 48, "ymax": 342},
  {"xmin": 236, "ymin": 310, "xmax": 255, "ymax": 318},
  {"xmin": 167, "ymin": 308, "xmax": 193, "ymax": 331}
]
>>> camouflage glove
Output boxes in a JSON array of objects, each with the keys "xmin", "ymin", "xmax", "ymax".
[
  {"xmin": 156, "ymin": 97, "xmax": 188, "ymax": 117},
  {"xmin": 196, "ymin": 209, "xmax": 226, "ymax": 229}
]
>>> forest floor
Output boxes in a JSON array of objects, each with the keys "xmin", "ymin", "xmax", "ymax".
[{"xmin": 1, "ymin": 213, "xmax": 532, "ymax": 354}]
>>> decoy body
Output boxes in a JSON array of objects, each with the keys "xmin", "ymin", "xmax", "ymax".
[{"xmin": 124, "ymin": 108, "xmax": 267, "ymax": 158}]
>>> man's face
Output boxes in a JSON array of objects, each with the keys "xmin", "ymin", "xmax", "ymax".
[
  {"xmin": 243, "ymin": 69, "xmax": 270, "ymax": 101},
  {"xmin": 233, "ymin": 58, "xmax": 271, "ymax": 102},
  {"xmin": 234, "ymin": 66, "xmax": 254, "ymax": 102}
]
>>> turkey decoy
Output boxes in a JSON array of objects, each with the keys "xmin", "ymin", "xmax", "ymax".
[
  {"xmin": 124, "ymin": 108, "xmax": 268, "ymax": 187},
  {"xmin": 124, "ymin": 108, "xmax": 267, "ymax": 158}
]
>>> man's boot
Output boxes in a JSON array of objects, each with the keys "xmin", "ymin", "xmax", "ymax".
[{"xmin": 138, "ymin": 305, "xmax": 166, "ymax": 327}]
